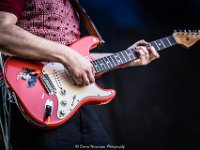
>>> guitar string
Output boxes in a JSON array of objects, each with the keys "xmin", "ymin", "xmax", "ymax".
[
  {"xmin": 39, "ymin": 47, "xmax": 144, "ymax": 81},
  {"xmin": 46, "ymin": 71, "xmax": 92, "ymax": 87},
  {"xmin": 49, "ymin": 74, "xmax": 73, "ymax": 82},
  {"xmin": 43, "ymin": 72, "xmax": 74, "ymax": 84}
]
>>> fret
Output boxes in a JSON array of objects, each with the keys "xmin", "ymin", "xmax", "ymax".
[
  {"xmin": 117, "ymin": 52, "xmax": 127, "ymax": 64},
  {"xmin": 111, "ymin": 55, "xmax": 119, "ymax": 66},
  {"xmin": 103, "ymin": 57, "xmax": 111, "ymax": 68},
  {"xmin": 123, "ymin": 50, "xmax": 133, "ymax": 62},
  {"xmin": 94, "ymin": 60, "xmax": 102, "ymax": 72},
  {"xmin": 99, "ymin": 58, "xmax": 108, "ymax": 70},
  {"xmin": 167, "ymin": 36, "xmax": 177, "ymax": 45},
  {"xmin": 111, "ymin": 55, "xmax": 119, "ymax": 67},
  {"xmin": 91, "ymin": 61, "xmax": 100, "ymax": 72},
  {"xmin": 127, "ymin": 49, "xmax": 135, "ymax": 60},
  {"xmin": 153, "ymin": 41, "xmax": 160, "ymax": 50},
  {"xmin": 129, "ymin": 48, "xmax": 137, "ymax": 60},
  {"xmin": 114, "ymin": 54, "xmax": 122, "ymax": 65},
  {"xmin": 103, "ymin": 57, "xmax": 111, "ymax": 69},
  {"xmin": 125, "ymin": 50, "xmax": 132, "ymax": 61},
  {"xmin": 117, "ymin": 53, "xmax": 124, "ymax": 64},
  {"xmin": 160, "ymin": 39, "xmax": 166, "ymax": 48},
  {"xmin": 166, "ymin": 37, "xmax": 172, "ymax": 46},
  {"xmin": 97, "ymin": 59, "xmax": 104, "ymax": 71},
  {"xmin": 149, "ymin": 42, "xmax": 157, "ymax": 51},
  {"xmin": 121, "ymin": 51, "xmax": 129, "ymax": 62},
  {"xmin": 108, "ymin": 55, "xmax": 117, "ymax": 67},
  {"xmin": 96, "ymin": 59, "xmax": 104, "ymax": 71},
  {"xmin": 156, "ymin": 40, "xmax": 165, "ymax": 50},
  {"xmin": 162, "ymin": 37, "xmax": 171, "ymax": 48}
]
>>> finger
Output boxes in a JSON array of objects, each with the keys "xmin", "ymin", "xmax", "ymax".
[
  {"xmin": 136, "ymin": 40, "xmax": 148, "ymax": 46},
  {"xmin": 87, "ymin": 66, "xmax": 95, "ymax": 83},
  {"xmin": 147, "ymin": 46, "xmax": 160, "ymax": 59},
  {"xmin": 74, "ymin": 74, "xmax": 83, "ymax": 86},
  {"xmin": 129, "ymin": 40, "xmax": 148, "ymax": 49},
  {"xmin": 88, "ymin": 71, "xmax": 95, "ymax": 83},
  {"xmin": 91, "ymin": 66, "xmax": 96, "ymax": 77},
  {"xmin": 136, "ymin": 46, "xmax": 149, "ymax": 57},
  {"xmin": 85, "ymin": 57, "xmax": 95, "ymax": 82},
  {"xmin": 82, "ymin": 73, "xmax": 90, "ymax": 86},
  {"xmin": 135, "ymin": 48, "xmax": 146, "ymax": 63}
]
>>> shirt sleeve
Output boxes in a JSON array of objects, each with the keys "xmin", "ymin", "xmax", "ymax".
[{"xmin": 0, "ymin": 0, "xmax": 26, "ymax": 18}]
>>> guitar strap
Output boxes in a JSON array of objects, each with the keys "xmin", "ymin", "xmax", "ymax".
[
  {"xmin": 0, "ymin": 53, "xmax": 12, "ymax": 150},
  {"xmin": 69, "ymin": 0, "xmax": 105, "ymax": 46}
]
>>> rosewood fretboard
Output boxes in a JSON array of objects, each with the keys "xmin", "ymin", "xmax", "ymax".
[{"xmin": 91, "ymin": 36, "xmax": 177, "ymax": 74}]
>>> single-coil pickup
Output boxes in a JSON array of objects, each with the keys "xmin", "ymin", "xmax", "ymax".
[
  {"xmin": 54, "ymin": 70, "xmax": 63, "ymax": 88},
  {"xmin": 40, "ymin": 74, "xmax": 56, "ymax": 95},
  {"xmin": 64, "ymin": 70, "xmax": 76, "ymax": 85},
  {"xmin": 54, "ymin": 70, "xmax": 76, "ymax": 87}
]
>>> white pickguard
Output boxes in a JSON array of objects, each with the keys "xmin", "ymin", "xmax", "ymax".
[{"xmin": 42, "ymin": 62, "xmax": 114, "ymax": 120}]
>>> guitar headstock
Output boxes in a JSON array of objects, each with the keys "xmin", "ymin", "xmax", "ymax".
[{"xmin": 173, "ymin": 30, "xmax": 200, "ymax": 48}]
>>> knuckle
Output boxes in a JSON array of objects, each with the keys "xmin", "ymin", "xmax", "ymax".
[
  {"xmin": 76, "ymin": 72, "xmax": 83, "ymax": 78},
  {"xmin": 143, "ymin": 62, "xmax": 148, "ymax": 65},
  {"xmin": 141, "ymin": 60, "xmax": 148, "ymax": 65},
  {"xmin": 144, "ymin": 49, "xmax": 149, "ymax": 54},
  {"xmin": 139, "ymin": 46, "xmax": 145, "ymax": 51},
  {"xmin": 85, "ymin": 65, "xmax": 91, "ymax": 71},
  {"xmin": 140, "ymin": 39, "xmax": 145, "ymax": 42},
  {"xmin": 150, "ymin": 46, "xmax": 155, "ymax": 50},
  {"xmin": 90, "ymin": 78, "xmax": 95, "ymax": 83},
  {"xmin": 74, "ymin": 73, "xmax": 79, "ymax": 78}
]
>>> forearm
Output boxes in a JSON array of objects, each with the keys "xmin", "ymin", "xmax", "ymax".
[
  {"xmin": 0, "ymin": 11, "xmax": 96, "ymax": 86},
  {"xmin": 0, "ymin": 24, "xmax": 69, "ymax": 63}
]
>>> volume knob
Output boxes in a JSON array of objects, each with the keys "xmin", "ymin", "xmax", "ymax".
[
  {"xmin": 61, "ymin": 100, "xmax": 67, "ymax": 106},
  {"xmin": 60, "ymin": 89, "xmax": 66, "ymax": 96}
]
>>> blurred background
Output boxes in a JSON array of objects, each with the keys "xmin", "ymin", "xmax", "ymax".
[{"xmin": 80, "ymin": 0, "xmax": 200, "ymax": 149}]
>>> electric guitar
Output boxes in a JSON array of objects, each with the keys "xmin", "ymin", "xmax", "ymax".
[{"xmin": 4, "ymin": 30, "xmax": 200, "ymax": 128}]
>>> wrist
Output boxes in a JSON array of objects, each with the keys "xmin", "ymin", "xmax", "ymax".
[{"xmin": 55, "ymin": 45, "xmax": 71, "ymax": 64}]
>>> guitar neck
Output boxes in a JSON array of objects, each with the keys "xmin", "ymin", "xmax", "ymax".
[{"xmin": 91, "ymin": 35, "xmax": 177, "ymax": 74}]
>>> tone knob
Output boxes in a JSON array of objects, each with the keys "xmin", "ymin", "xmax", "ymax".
[
  {"xmin": 61, "ymin": 100, "xmax": 67, "ymax": 106},
  {"xmin": 60, "ymin": 89, "xmax": 66, "ymax": 96}
]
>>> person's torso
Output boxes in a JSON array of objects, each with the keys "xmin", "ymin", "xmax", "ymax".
[{"xmin": 17, "ymin": 0, "xmax": 80, "ymax": 45}]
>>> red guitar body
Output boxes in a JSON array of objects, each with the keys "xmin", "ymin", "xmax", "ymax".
[{"xmin": 4, "ymin": 36, "xmax": 116, "ymax": 128}]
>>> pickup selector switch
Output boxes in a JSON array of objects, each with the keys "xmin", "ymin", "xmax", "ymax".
[{"xmin": 60, "ymin": 110, "xmax": 66, "ymax": 116}]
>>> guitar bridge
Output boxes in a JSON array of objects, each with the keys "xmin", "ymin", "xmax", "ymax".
[{"xmin": 40, "ymin": 74, "xmax": 56, "ymax": 95}]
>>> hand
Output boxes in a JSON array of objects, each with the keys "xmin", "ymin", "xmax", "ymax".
[
  {"xmin": 126, "ymin": 40, "xmax": 160, "ymax": 67},
  {"xmin": 61, "ymin": 48, "xmax": 95, "ymax": 86}
]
